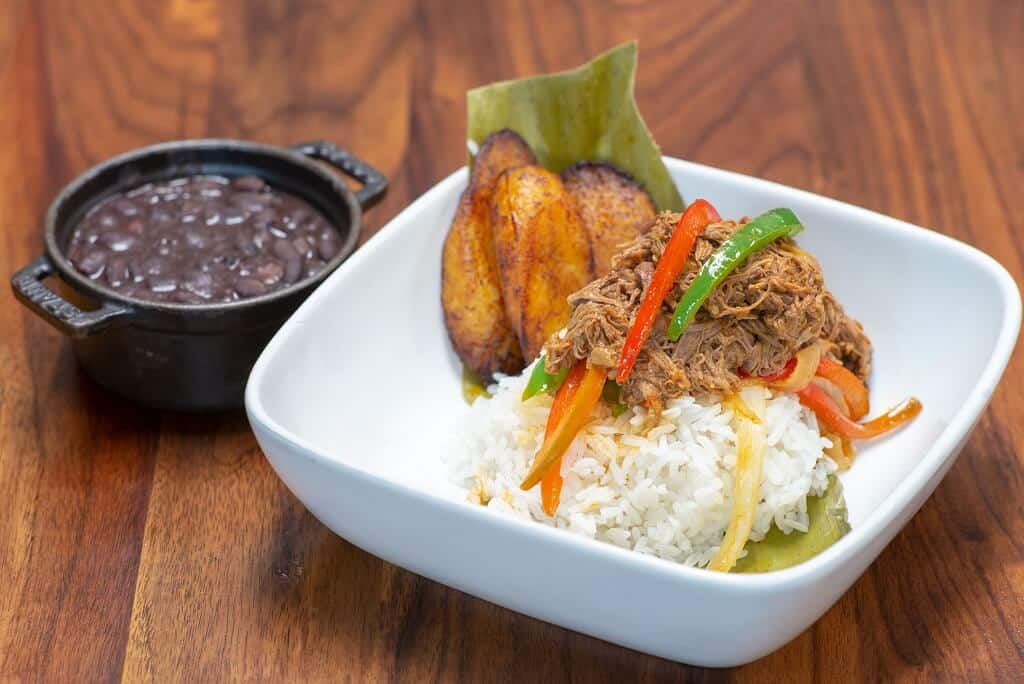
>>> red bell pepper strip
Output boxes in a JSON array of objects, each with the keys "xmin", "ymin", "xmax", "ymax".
[
  {"xmin": 737, "ymin": 356, "xmax": 796, "ymax": 383},
  {"xmin": 616, "ymin": 200, "xmax": 721, "ymax": 383},
  {"xmin": 539, "ymin": 362, "xmax": 587, "ymax": 515},
  {"xmin": 521, "ymin": 362, "xmax": 606, "ymax": 491},
  {"xmin": 797, "ymin": 381, "xmax": 921, "ymax": 440},
  {"xmin": 816, "ymin": 356, "xmax": 869, "ymax": 420},
  {"xmin": 740, "ymin": 352, "xmax": 867, "ymax": 419}
]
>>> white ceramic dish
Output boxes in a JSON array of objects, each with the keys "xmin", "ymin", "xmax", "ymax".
[{"xmin": 245, "ymin": 158, "xmax": 1020, "ymax": 667}]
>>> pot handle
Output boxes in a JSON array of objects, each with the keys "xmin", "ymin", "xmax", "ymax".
[
  {"xmin": 291, "ymin": 140, "xmax": 387, "ymax": 210},
  {"xmin": 10, "ymin": 255, "xmax": 133, "ymax": 338}
]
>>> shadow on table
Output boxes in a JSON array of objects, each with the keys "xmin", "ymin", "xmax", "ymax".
[
  {"xmin": 251, "ymin": 514, "xmax": 728, "ymax": 682},
  {"xmin": 61, "ymin": 348, "xmax": 250, "ymax": 433}
]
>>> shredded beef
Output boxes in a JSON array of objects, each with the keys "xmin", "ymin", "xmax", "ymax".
[{"xmin": 545, "ymin": 211, "xmax": 872, "ymax": 409}]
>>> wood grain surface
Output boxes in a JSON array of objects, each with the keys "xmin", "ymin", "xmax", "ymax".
[{"xmin": 1, "ymin": 1, "xmax": 1021, "ymax": 681}]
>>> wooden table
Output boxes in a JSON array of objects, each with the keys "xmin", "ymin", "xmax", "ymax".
[{"xmin": 1, "ymin": 1, "xmax": 1021, "ymax": 681}]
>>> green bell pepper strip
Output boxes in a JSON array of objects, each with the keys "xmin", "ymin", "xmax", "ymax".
[
  {"xmin": 522, "ymin": 355, "xmax": 570, "ymax": 400},
  {"xmin": 522, "ymin": 356, "xmax": 627, "ymax": 416},
  {"xmin": 602, "ymin": 380, "xmax": 628, "ymax": 416},
  {"xmin": 666, "ymin": 208, "xmax": 804, "ymax": 341}
]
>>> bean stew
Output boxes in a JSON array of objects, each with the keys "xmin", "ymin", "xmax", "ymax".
[{"xmin": 65, "ymin": 174, "xmax": 341, "ymax": 304}]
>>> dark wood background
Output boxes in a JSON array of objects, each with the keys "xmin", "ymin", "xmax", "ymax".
[{"xmin": 1, "ymin": 1, "xmax": 1021, "ymax": 681}]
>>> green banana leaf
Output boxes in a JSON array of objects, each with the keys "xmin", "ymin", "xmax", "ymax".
[
  {"xmin": 467, "ymin": 41, "xmax": 684, "ymax": 211},
  {"xmin": 733, "ymin": 476, "xmax": 851, "ymax": 573}
]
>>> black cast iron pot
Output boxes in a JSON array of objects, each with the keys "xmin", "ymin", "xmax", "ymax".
[{"xmin": 10, "ymin": 139, "xmax": 386, "ymax": 411}]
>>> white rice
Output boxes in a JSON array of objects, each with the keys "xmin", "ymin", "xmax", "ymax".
[{"xmin": 446, "ymin": 361, "xmax": 836, "ymax": 567}]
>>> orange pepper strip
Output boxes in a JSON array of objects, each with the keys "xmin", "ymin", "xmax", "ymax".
[
  {"xmin": 539, "ymin": 363, "xmax": 586, "ymax": 515},
  {"xmin": 539, "ymin": 457, "xmax": 564, "ymax": 516},
  {"xmin": 521, "ymin": 362, "xmax": 607, "ymax": 491},
  {"xmin": 616, "ymin": 200, "xmax": 721, "ymax": 383},
  {"xmin": 816, "ymin": 356, "xmax": 870, "ymax": 420},
  {"xmin": 797, "ymin": 381, "xmax": 921, "ymax": 440}
]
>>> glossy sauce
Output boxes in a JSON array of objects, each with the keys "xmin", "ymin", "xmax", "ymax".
[{"xmin": 66, "ymin": 175, "xmax": 340, "ymax": 304}]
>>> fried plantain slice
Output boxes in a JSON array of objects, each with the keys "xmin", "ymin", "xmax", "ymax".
[
  {"xmin": 441, "ymin": 130, "xmax": 536, "ymax": 379},
  {"xmin": 491, "ymin": 165, "xmax": 594, "ymax": 361},
  {"xmin": 562, "ymin": 161, "xmax": 657, "ymax": 276}
]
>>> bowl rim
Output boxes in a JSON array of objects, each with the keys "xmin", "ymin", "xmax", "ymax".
[
  {"xmin": 245, "ymin": 157, "xmax": 1022, "ymax": 590},
  {"xmin": 45, "ymin": 138, "xmax": 364, "ymax": 314}
]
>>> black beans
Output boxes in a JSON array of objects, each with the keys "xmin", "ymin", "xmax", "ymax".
[
  {"xmin": 255, "ymin": 261, "xmax": 284, "ymax": 285},
  {"xmin": 113, "ymin": 199, "xmax": 139, "ymax": 216},
  {"xmin": 252, "ymin": 227, "xmax": 270, "ymax": 249},
  {"xmin": 171, "ymin": 290, "xmax": 203, "ymax": 304},
  {"xmin": 231, "ymin": 175, "xmax": 266, "ymax": 192},
  {"xmin": 234, "ymin": 278, "xmax": 267, "ymax": 297},
  {"xmin": 283, "ymin": 258, "xmax": 302, "ymax": 284},
  {"xmin": 99, "ymin": 231, "xmax": 135, "ymax": 252},
  {"xmin": 223, "ymin": 209, "xmax": 246, "ymax": 225},
  {"xmin": 305, "ymin": 258, "xmax": 327, "ymax": 279},
  {"xmin": 292, "ymin": 236, "xmax": 313, "ymax": 259},
  {"xmin": 231, "ymin": 192, "xmax": 267, "ymax": 213},
  {"xmin": 105, "ymin": 258, "xmax": 131, "ymax": 288},
  {"xmin": 318, "ymin": 234, "xmax": 340, "ymax": 261},
  {"xmin": 66, "ymin": 174, "xmax": 339, "ymax": 303},
  {"xmin": 141, "ymin": 256, "xmax": 167, "ymax": 276},
  {"xmin": 272, "ymin": 239, "xmax": 299, "ymax": 262},
  {"xmin": 184, "ymin": 229, "xmax": 208, "ymax": 249},
  {"xmin": 78, "ymin": 250, "xmax": 108, "ymax": 278},
  {"xmin": 148, "ymin": 275, "xmax": 177, "ymax": 293},
  {"xmin": 183, "ymin": 271, "xmax": 214, "ymax": 299}
]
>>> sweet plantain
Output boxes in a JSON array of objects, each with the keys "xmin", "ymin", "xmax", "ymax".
[
  {"xmin": 441, "ymin": 130, "xmax": 536, "ymax": 379},
  {"xmin": 562, "ymin": 161, "xmax": 656, "ymax": 276},
  {"xmin": 491, "ymin": 165, "xmax": 594, "ymax": 361}
]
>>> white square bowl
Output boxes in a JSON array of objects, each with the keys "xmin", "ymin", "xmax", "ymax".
[{"xmin": 245, "ymin": 158, "xmax": 1020, "ymax": 667}]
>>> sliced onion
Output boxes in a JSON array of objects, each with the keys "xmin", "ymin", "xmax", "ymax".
[
  {"xmin": 841, "ymin": 436, "xmax": 857, "ymax": 466},
  {"xmin": 726, "ymin": 393, "xmax": 761, "ymax": 424},
  {"xmin": 768, "ymin": 344, "xmax": 821, "ymax": 393},
  {"xmin": 809, "ymin": 377, "xmax": 850, "ymax": 417},
  {"xmin": 738, "ymin": 384, "xmax": 768, "ymax": 419},
  {"xmin": 812, "ymin": 378, "xmax": 854, "ymax": 470},
  {"xmin": 822, "ymin": 428, "xmax": 856, "ymax": 470},
  {"xmin": 709, "ymin": 386, "xmax": 767, "ymax": 572},
  {"xmin": 816, "ymin": 356, "xmax": 870, "ymax": 419},
  {"xmin": 708, "ymin": 411, "xmax": 766, "ymax": 572}
]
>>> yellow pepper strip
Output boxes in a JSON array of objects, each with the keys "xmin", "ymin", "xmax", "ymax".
[
  {"xmin": 708, "ymin": 390, "xmax": 767, "ymax": 572},
  {"xmin": 520, "ymin": 363, "xmax": 607, "ymax": 491}
]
